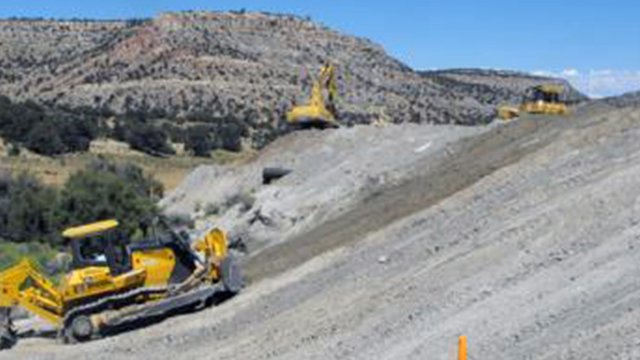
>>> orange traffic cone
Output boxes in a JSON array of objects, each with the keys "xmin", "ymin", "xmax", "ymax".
[{"xmin": 458, "ymin": 336, "xmax": 467, "ymax": 360}]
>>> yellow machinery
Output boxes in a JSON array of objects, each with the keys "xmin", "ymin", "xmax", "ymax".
[
  {"xmin": 498, "ymin": 84, "xmax": 570, "ymax": 120},
  {"xmin": 0, "ymin": 219, "xmax": 242, "ymax": 350},
  {"xmin": 287, "ymin": 61, "xmax": 339, "ymax": 129}
]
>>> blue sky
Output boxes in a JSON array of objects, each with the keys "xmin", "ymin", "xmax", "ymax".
[{"xmin": 1, "ymin": 1, "xmax": 638, "ymax": 96}]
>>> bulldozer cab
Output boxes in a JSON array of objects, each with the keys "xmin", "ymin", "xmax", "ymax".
[
  {"xmin": 526, "ymin": 84, "xmax": 564, "ymax": 104},
  {"xmin": 64, "ymin": 220, "xmax": 131, "ymax": 276}
]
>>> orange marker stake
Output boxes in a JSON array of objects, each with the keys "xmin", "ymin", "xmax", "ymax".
[{"xmin": 458, "ymin": 335, "xmax": 467, "ymax": 360}]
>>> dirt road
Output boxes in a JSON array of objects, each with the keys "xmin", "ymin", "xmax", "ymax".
[{"xmin": 6, "ymin": 102, "xmax": 640, "ymax": 359}]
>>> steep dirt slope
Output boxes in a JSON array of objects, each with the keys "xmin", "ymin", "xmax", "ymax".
[
  {"xmin": 7, "ymin": 102, "xmax": 640, "ymax": 360},
  {"xmin": 161, "ymin": 123, "xmax": 487, "ymax": 256}
]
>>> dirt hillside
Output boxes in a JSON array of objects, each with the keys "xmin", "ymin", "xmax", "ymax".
[
  {"xmin": 6, "ymin": 98, "xmax": 640, "ymax": 359},
  {"xmin": 0, "ymin": 12, "xmax": 584, "ymax": 132}
]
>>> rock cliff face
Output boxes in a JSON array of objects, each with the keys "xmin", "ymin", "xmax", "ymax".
[{"xmin": 0, "ymin": 12, "xmax": 586, "ymax": 142}]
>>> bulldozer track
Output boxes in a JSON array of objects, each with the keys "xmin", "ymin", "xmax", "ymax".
[{"xmin": 62, "ymin": 286, "xmax": 167, "ymax": 335}]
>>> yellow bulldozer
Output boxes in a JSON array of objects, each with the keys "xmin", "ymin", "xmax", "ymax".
[
  {"xmin": 287, "ymin": 61, "xmax": 339, "ymax": 129},
  {"xmin": 0, "ymin": 218, "xmax": 242, "ymax": 350},
  {"xmin": 498, "ymin": 84, "xmax": 570, "ymax": 120}
]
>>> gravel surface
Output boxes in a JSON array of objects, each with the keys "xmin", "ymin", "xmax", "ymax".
[{"xmin": 6, "ymin": 102, "xmax": 640, "ymax": 359}]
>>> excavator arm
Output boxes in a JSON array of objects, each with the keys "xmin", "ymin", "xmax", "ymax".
[
  {"xmin": 311, "ymin": 63, "xmax": 337, "ymax": 107},
  {"xmin": 287, "ymin": 61, "xmax": 339, "ymax": 128}
]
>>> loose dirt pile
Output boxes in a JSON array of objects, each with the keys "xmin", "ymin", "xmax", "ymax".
[
  {"xmin": 161, "ymin": 123, "xmax": 486, "ymax": 256},
  {"xmin": 6, "ymin": 101, "xmax": 640, "ymax": 360}
]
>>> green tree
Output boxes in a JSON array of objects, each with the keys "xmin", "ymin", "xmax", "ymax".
[
  {"xmin": 184, "ymin": 125, "xmax": 214, "ymax": 157},
  {"xmin": 57, "ymin": 162, "xmax": 161, "ymax": 237},
  {"xmin": 119, "ymin": 121, "xmax": 175, "ymax": 156},
  {"xmin": 0, "ymin": 173, "xmax": 60, "ymax": 244},
  {"xmin": 25, "ymin": 121, "xmax": 66, "ymax": 155}
]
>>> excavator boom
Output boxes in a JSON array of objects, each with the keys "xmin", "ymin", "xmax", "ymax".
[{"xmin": 287, "ymin": 61, "xmax": 339, "ymax": 129}]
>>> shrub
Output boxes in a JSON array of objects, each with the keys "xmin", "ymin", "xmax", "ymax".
[
  {"xmin": 225, "ymin": 192, "xmax": 256, "ymax": 212},
  {"xmin": 0, "ymin": 96, "xmax": 98, "ymax": 155},
  {"xmin": 184, "ymin": 125, "xmax": 214, "ymax": 157},
  {"xmin": 116, "ymin": 119, "xmax": 175, "ymax": 156},
  {"xmin": 218, "ymin": 122, "xmax": 245, "ymax": 152},
  {"xmin": 0, "ymin": 173, "xmax": 61, "ymax": 244},
  {"xmin": 0, "ymin": 161, "xmax": 161, "ymax": 250},
  {"xmin": 0, "ymin": 242, "xmax": 60, "ymax": 274},
  {"xmin": 57, "ymin": 161, "xmax": 161, "ymax": 237},
  {"xmin": 204, "ymin": 202, "xmax": 221, "ymax": 216},
  {"xmin": 25, "ymin": 121, "xmax": 66, "ymax": 155},
  {"xmin": 7, "ymin": 144, "xmax": 20, "ymax": 157}
]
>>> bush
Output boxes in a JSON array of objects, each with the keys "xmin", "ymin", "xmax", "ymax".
[
  {"xmin": 218, "ymin": 122, "xmax": 245, "ymax": 152},
  {"xmin": 182, "ymin": 113, "xmax": 249, "ymax": 155},
  {"xmin": 0, "ymin": 242, "xmax": 60, "ymax": 274},
  {"xmin": 184, "ymin": 125, "xmax": 214, "ymax": 157},
  {"xmin": 0, "ymin": 160, "xmax": 162, "ymax": 250},
  {"xmin": 0, "ymin": 173, "xmax": 61, "ymax": 244},
  {"xmin": 0, "ymin": 96, "xmax": 99, "ymax": 155},
  {"xmin": 57, "ymin": 161, "xmax": 161, "ymax": 237},
  {"xmin": 225, "ymin": 192, "xmax": 255, "ymax": 212},
  {"xmin": 87, "ymin": 159, "xmax": 164, "ymax": 198},
  {"xmin": 59, "ymin": 116, "xmax": 97, "ymax": 152},
  {"xmin": 7, "ymin": 143, "xmax": 20, "ymax": 157},
  {"xmin": 114, "ymin": 118, "xmax": 175, "ymax": 156},
  {"xmin": 128, "ymin": 123, "xmax": 174, "ymax": 155},
  {"xmin": 25, "ymin": 121, "xmax": 66, "ymax": 155}
]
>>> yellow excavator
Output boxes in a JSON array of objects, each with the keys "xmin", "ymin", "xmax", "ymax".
[
  {"xmin": 498, "ymin": 84, "xmax": 570, "ymax": 120},
  {"xmin": 0, "ymin": 219, "xmax": 242, "ymax": 350},
  {"xmin": 287, "ymin": 61, "xmax": 339, "ymax": 129}
]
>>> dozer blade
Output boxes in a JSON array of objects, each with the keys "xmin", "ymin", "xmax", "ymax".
[{"xmin": 0, "ymin": 327, "xmax": 16, "ymax": 351}]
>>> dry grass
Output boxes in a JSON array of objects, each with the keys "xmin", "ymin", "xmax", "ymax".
[{"xmin": 0, "ymin": 142, "xmax": 252, "ymax": 191}]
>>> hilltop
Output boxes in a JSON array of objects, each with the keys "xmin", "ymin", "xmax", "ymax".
[{"xmin": 0, "ymin": 11, "xmax": 585, "ymax": 151}]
